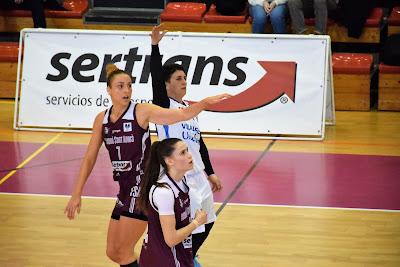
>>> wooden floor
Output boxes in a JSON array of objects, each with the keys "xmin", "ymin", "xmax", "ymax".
[
  {"xmin": 1, "ymin": 195, "xmax": 399, "ymax": 267},
  {"xmin": 1, "ymin": 99, "xmax": 400, "ymax": 267}
]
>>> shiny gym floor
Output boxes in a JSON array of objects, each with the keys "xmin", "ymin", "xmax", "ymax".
[{"xmin": 1, "ymin": 99, "xmax": 399, "ymax": 267}]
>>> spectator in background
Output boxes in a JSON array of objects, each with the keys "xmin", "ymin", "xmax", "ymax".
[
  {"xmin": 382, "ymin": 34, "xmax": 400, "ymax": 66},
  {"xmin": 248, "ymin": 0, "xmax": 288, "ymax": 34},
  {"xmin": 0, "ymin": 0, "xmax": 64, "ymax": 28},
  {"xmin": 287, "ymin": 0, "xmax": 338, "ymax": 34},
  {"xmin": 202, "ymin": 0, "xmax": 214, "ymax": 10},
  {"xmin": 335, "ymin": 0, "xmax": 374, "ymax": 38}
]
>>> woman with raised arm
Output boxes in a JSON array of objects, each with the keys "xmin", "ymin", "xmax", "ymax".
[
  {"xmin": 64, "ymin": 64, "xmax": 229, "ymax": 267},
  {"xmin": 150, "ymin": 24, "xmax": 223, "ymax": 266}
]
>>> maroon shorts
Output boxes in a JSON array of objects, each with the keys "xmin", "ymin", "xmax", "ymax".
[{"xmin": 111, "ymin": 181, "xmax": 147, "ymax": 221}]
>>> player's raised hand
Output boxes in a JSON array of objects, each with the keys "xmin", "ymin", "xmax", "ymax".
[{"xmin": 151, "ymin": 24, "xmax": 168, "ymax": 45}]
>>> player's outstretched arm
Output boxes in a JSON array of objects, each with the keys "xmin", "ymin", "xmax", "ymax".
[{"xmin": 137, "ymin": 93, "xmax": 231, "ymax": 128}]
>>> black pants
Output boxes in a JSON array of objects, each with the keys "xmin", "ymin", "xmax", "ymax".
[
  {"xmin": 0, "ymin": 0, "xmax": 64, "ymax": 28},
  {"xmin": 192, "ymin": 222, "xmax": 214, "ymax": 258}
]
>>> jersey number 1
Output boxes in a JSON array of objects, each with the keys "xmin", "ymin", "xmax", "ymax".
[{"xmin": 116, "ymin": 146, "xmax": 121, "ymax": 160}]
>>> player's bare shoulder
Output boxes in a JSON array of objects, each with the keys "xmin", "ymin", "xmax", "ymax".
[
  {"xmin": 92, "ymin": 110, "xmax": 106, "ymax": 131},
  {"xmin": 134, "ymin": 103, "xmax": 155, "ymax": 126}
]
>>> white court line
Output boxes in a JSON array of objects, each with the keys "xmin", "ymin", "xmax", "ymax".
[
  {"xmin": 0, "ymin": 192, "xmax": 114, "ymax": 200},
  {"xmin": 1, "ymin": 192, "xmax": 399, "ymax": 213},
  {"xmin": 220, "ymin": 201, "xmax": 400, "ymax": 213}
]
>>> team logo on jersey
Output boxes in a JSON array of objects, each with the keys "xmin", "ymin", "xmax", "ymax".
[
  {"xmin": 183, "ymin": 236, "xmax": 192, "ymax": 249},
  {"xmin": 130, "ymin": 186, "xmax": 140, "ymax": 197},
  {"xmin": 112, "ymin": 160, "xmax": 132, "ymax": 172},
  {"xmin": 123, "ymin": 122, "xmax": 132, "ymax": 132},
  {"xmin": 104, "ymin": 127, "xmax": 109, "ymax": 134}
]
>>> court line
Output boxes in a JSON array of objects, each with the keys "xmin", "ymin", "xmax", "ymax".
[
  {"xmin": 0, "ymin": 157, "xmax": 85, "ymax": 173},
  {"xmin": 220, "ymin": 202, "xmax": 400, "ymax": 213},
  {"xmin": 1, "ymin": 192, "xmax": 399, "ymax": 213},
  {"xmin": 0, "ymin": 149, "xmax": 111, "ymax": 173},
  {"xmin": 0, "ymin": 133, "xmax": 62, "ymax": 185},
  {"xmin": 215, "ymin": 139, "xmax": 276, "ymax": 216}
]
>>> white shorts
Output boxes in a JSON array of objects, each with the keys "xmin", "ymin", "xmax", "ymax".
[
  {"xmin": 187, "ymin": 179, "xmax": 216, "ymax": 234},
  {"xmin": 185, "ymin": 167, "xmax": 212, "ymax": 199}
]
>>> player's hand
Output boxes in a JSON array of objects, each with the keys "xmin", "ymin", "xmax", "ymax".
[
  {"xmin": 201, "ymin": 93, "xmax": 231, "ymax": 108},
  {"xmin": 208, "ymin": 174, "xmax": 223, "ymax": 192},
  {"xmin": 194, "ymin": 209, "xmax": 207, "ymax": 225},
  {"xmin": 151, "ymin": 24, "xmax": 168, "ymax": 45},
  {"xmin": 64, "ymin": 195, "xmax": 82, "ymax": 220}
]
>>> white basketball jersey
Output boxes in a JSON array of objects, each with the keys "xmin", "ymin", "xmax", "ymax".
[
  {"xmin": 155, "ymin": 98, "xmax": 212, "ymax": 200},
  {"xmin": 156, "ymin": 99, "xmax": 204, "ymax": 171}
]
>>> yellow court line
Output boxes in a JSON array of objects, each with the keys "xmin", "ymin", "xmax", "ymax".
[{"xmin": 0, "ymin": 133, "xmax": 62, "ymax": 185}]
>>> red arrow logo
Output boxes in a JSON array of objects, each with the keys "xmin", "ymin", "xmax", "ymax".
[{"xmin": 190, "ymin": 61, "xmax": 297, "ymax": 112}]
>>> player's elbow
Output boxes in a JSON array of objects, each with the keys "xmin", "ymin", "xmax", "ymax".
[{"xmin": 164, "ymin": 237, "xmax": 177, "ymax": 248}]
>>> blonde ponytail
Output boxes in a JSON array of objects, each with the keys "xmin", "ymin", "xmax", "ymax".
[
  {"xmin": 106, "ymin": 63, "xmax": 120, "ymax": 79},
  {"xmin": 105, "ymin": 63, "xmax": 130, "ymax": 86}
]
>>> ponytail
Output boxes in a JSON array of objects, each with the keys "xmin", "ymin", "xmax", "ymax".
[
  {"xmin": 137, "ymin": 141, "xmax": 161, "ymax": 214},
  {"xmin": 137, "ymin": 138, "xmax": 182, "ymax": 214},
  {"xmin": 105, "ymin": 63, "xmax": 131, "ymax": 86}
]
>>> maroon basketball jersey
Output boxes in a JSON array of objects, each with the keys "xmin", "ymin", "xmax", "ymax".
[
  {"xmin": 140, "ymin": 174, "xmax": 194, "ymax": 267},
  {"xmin": 102, "ymin": 101, "xmax": 150, "ymax": 188}
]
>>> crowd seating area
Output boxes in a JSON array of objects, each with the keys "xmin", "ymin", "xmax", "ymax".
[
  {"xmin": 388, "ymin": 6, "xmax": 400, "ymax": 35},
  {"xmin": 0, "ymin": 1, "xmax": 385, "ymax": 43},
  {"xmin": 0, "ymin": 0, "xmax": 152, "ymax": 31},
  {"xmin": 160, "ymin": 2, "xmax": 384, "ymax": 43},
  {"xmin": 0, "ymin": 0, "xmax": 89, "ymax": 31},
  {"xmin": 332, "ymin": 53, "xmax": 373, "ymax": 111},
  {"xmin": 379, "ymin": 63, "xmax": 400, "ymax": 110},
  {"xmin": 0, "ymin": 1, "xmax": 399, "ymax": 111}
]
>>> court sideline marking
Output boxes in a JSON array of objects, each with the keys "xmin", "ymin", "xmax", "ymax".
[
  {"xmin": 4, "ymin": 192, "xmax": 398, "ymax": 213},
  {"xmin": 0, "ymin": 192, "xmax": 400, "ymax": 213},
  {"xmin": 0, "ymin": 133, "xmax": 62, "ymax": 185},
  {"xmin": 216, "ymin": 139, "xmax": 276, "ymax": 216}
]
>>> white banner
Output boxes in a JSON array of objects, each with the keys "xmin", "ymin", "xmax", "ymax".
[{"xmin": 15, "ymin": 29, "xmax": 333, "ymax": 139}]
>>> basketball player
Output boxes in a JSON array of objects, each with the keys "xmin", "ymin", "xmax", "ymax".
[
  {"xmin": 64, "ymin": 64, "xmax": 229, "ymax": 267},
  {"xmin": 150, "ymin": 24, "xmax": 222, "ymax": 266},
  {"xmin": 137, "ymin": 138, "xmax": 208, "ymax": 267}
]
